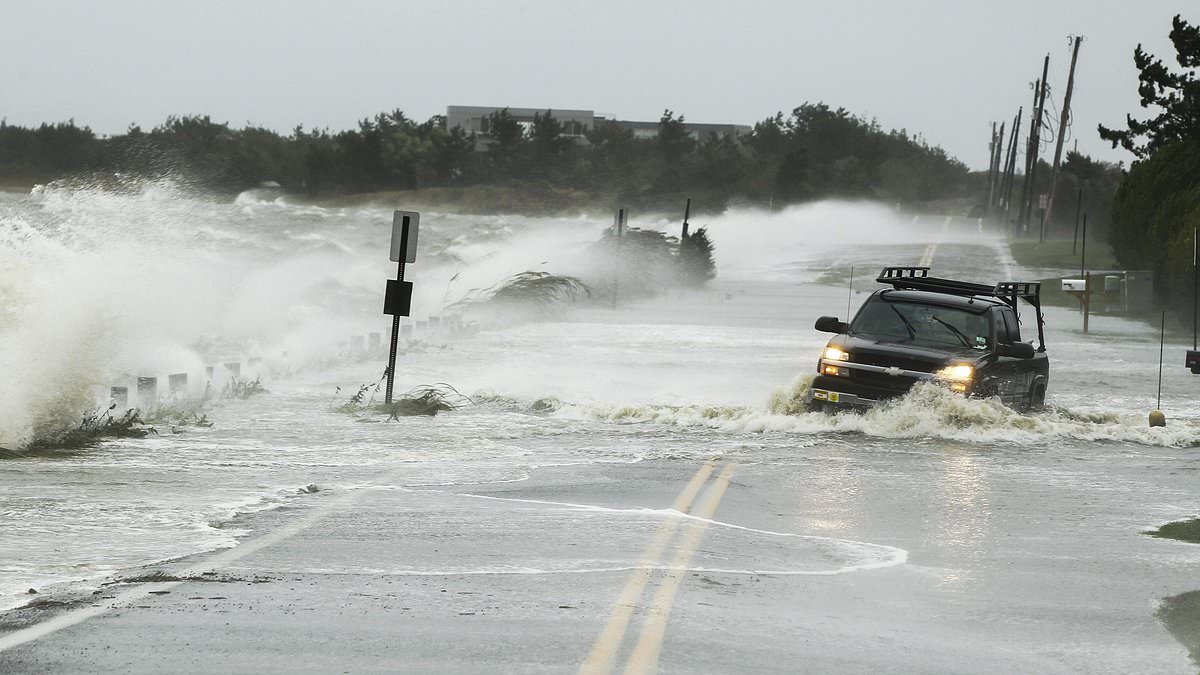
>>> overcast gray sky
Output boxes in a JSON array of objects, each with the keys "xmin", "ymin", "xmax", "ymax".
[{"xmin": 1, "ymin": 1, "xmax": 1188, "ymax": 170}]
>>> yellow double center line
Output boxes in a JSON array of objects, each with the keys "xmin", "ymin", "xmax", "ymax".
[
  {"xmin": 579, "ymin": 459, "xmax": 737, "ymax": 675},
  {"xmin": 918, "ymin": 242, "xmax": 938, "ymax": 267}
]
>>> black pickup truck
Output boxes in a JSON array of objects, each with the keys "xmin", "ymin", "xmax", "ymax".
[{"xmin": 809, "ymin": 266, "xmax": 1049, "ymax": 411}]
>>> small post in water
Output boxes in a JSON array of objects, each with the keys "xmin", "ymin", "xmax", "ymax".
[
  {"xmin": 1188, "ymin": 227, "xmax": 1200, "ymax": 374},
  {"xmin": 1083, "ymin": 273, "xmax": 1091, "ymax": 334},
  {"xmin": 611, "ymin": 208, "xmax": 625, "ymax": 309},
  {"xmin": 1150, "ymin": 311, "xmax": 1167, "ymax": 427}
]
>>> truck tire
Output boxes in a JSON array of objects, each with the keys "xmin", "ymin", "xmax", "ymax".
[{"xmin": 1028, "ymin": 380, "xmax": 1047, "ymax": 412}]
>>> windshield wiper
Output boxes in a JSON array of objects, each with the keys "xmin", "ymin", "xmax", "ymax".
[
  {"xmin": 888, "ymin": 305, "xmax": 916, "ymax": 340},
  {"xmin": 930, "ymin": 316, "xmax": 973, "ymax": 348}
]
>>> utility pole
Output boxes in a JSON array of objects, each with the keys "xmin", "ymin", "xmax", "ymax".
[
  {"xmin": 1043, "ymin": 35, "xmax": 1083, "ymax": 242},
  {"xmin": 1002, "ymin": 107, "xmax": 1023, "ymax": 227},
  {"xmin": 986, "ymin": 122, "xmax": 999, "ymax": 213},
  {"xmin": 1018, "ymin": 80, "xmax": 1040, "ymax": 233},
  {"xmin": 1020, "ymin": 55, "xmax": 1050, "ymax": 234},
  {"xmin": 1030, "ymin": 54, "xmax": 1050, "ymax": 239},
  {"xmin": 987, "ymin": 122, "xmax": 1006, "ymax": 215},
  {"xmin": 995, "ymin": 122, "xmax": 1006, "ymax": 210}
]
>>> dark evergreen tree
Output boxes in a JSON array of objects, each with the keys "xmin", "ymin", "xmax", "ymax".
[
  {"xmin": 679, "ymin": 226, "xmax": 716, "ymax": 286},
  {"xmin": 1099, "ymin": 14, "xmax": 1200, "ymax": 158},
  {"xmin": 479, "ymin": 108, "xmax": 524, "ymax": 180},
  {"xmin": 529, "ymin": 109, "xmax": 572, "ymax": 178}
]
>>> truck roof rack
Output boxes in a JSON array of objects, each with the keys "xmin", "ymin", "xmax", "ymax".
[{"xmin": 875, "ymin": 266, "xmax": 1046, "ymax": 351}]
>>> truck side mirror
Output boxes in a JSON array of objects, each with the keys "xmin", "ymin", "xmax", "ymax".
[
  {"xmin": 999, "ymin": 342, "xmax": 1036, "ymax": 359},
  {"xmin": 815, "ymin": 316, "xmax": 849, "ymax": 333}
]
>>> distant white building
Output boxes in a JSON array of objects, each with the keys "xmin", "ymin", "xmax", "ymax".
[
  {"xmin": 608, "ymin": 119, "xmax": 753, "ymax": 142},
  {"xmin": 446, "ymin": 106, "xmax": 595, "ymax": 141},
  {"xmin": 446, "ymin": 105, "xmax": 750, "ymax": 148}
]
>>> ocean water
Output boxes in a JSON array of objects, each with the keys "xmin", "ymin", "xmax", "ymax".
[{"xmin": 2, "ymin": 181, "xmax": 1198, "ymax": 620}]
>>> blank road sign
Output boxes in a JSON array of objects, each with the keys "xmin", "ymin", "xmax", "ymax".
[
  {"xmin": 384, "ymin": 279, "xmax": 414, "ymax": 316},
  {"xmin": 390, "ymin": 211, "xmax": 420, "ymax": 263}
]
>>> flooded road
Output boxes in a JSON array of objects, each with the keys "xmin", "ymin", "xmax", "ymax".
[{"xmin": 1, "ymin": 188, "xmax": 1197, "ymax": 672}]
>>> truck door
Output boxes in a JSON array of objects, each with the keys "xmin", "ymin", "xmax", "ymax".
[{"xmin": 993, "ymin": 306, "xmax": 1030, "ymax": 404}]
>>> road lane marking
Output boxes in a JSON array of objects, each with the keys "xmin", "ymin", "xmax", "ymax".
[
  {"xmin": 621, "ymin": 462, "xmax": 736, "ymax": 675},
  {"xmin": 919, "ymin": 242, "xmax": 938, "ymax": 267},
  {"xmin": 578, "ymin": 459, "xmax": 719, "ymax": 675}
]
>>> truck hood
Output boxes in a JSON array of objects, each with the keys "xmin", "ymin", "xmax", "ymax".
[{"xmin": 831, "ymin": 334, "xmax": 985, "ymax": 369}]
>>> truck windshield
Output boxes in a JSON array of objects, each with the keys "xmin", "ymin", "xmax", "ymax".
[{"xmin": 851, "ymin": 299, "xmax": 990, "ymax": 350}]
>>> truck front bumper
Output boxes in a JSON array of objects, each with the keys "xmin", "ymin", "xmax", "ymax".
[{"xmin": 809, "ymin": 387, "xmax": 881, "ymax": 409}]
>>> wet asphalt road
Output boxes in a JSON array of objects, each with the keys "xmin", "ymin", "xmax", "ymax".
[{"xmin": 1, "ymin": 450, "xmax": 1195, "ymax": 674}]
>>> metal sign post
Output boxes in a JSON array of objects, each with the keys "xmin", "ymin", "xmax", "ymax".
[{"xmin": 384, "ymin": 210, "xmax": 420, "ymax": 403}]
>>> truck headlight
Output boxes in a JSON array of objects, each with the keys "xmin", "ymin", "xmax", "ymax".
[
  {"xmin": 936, "ymin": 364, "xmax": 974, "ymax": 382},
  {"xmin": 823, "ymin": 346, "xmax": 849, "ymax": 361}
]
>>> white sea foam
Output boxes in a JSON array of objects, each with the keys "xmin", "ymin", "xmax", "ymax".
[{"xmin": 548, "ymin": 378, "xmax": 1200, "ymax": 448}]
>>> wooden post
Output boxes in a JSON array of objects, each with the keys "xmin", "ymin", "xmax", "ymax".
[
  {"xmin": 137, "ymin": 377, "xmax": 158, "ymax": 410},
  {"xmin": 993, "ymin": 122, "xmax": 1005, "ymax": 211},
  {"xmin": 110, "ymin": 386, "xmax": 129, "ymax": 411},
  {"xmin": 1019, "ymin": 67, "xmax": 1046, "ymax": 231},
  {"xmin": 1083, "ymin": 272, "xmax": 1091, "ymax": 334},
  {"xmin": 1002, "ymin": 107, "xmax": 1022, "ymax": 227},
  {"xmin": 986, "ymin": 122, "xmax": 999, "ymax": 212},
  {"xmin": 1021, "ymin": 55, "xmax": 1050, "ymax": 235},
  {"xmin": 1080, "ymin": 214, "xmax": 1087, "ymax": 277},
  {"xmin": 1043, "ymin": 36, "xmax": 1083, "ymax": 240},
  {"xmin": 1071, "ymin": 188, "xmax": 1083, "ymax": 254},
  {"xmin": 611, "ymin": 208, "xmax": 625, "ymax": 309},
  {"xmin": 1031, "ymin": 55, "xmax": 1050, "ymax": 239}
]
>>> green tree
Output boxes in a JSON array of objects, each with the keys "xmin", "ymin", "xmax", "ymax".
[
  {"xmin": 297, "ymin": 126, "xmax": 339, "ymax": 196},
  {"xmin": 147, "ymin": 115, "xmax": 245, "ymax": 190},
  {"xmin": 1099, "ymin": 14, "xmax": 1200, "ymax": 158},
  {"xmin": 679, "ymin": 226, "xmax": 716, "ymax": 286},
  {"xmin": 655, "ymin": 110, "xmax": 694, "ymax": 194},
  {"xmin": 422, "ymin": 117, "xmax": 473, "ymax": 184},
  {"xmin": 1100, "ymin": 14, "xmax": 1200, "ymax": 315},
  {"xmin": 481, "ymin": 108, "xmax": 525, "ymax": 179},
  {"xmin": 529, "ymin": 110, "xmax": 572, "ymax": 178},
  {"xmin": 1108, "ymin": 138, "xmax": 1200, "ymax": 310},
  {"xmin": 582, "ymin": 121, "xmax": 645, "ymax": 196},
  {"xmin": 1045, "ymin": 151, "xmax": 1123, "ymax": 239}
]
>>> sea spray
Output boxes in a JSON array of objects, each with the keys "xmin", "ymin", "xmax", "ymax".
[{"xmin": 767, "ymin": 373, "xmax": 818, "ymax": 416}]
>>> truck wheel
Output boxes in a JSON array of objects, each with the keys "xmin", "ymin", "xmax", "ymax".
[{"xmin": 1028, "ymin": 381, "xmax": 1046, "ymax": 412}]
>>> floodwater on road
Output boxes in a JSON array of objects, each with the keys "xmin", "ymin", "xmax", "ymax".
[{"xmin": 1, "ymin": 185, "xmax": 1197, "ymax": 672}]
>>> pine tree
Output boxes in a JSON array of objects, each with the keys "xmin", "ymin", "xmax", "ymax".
[{"xmin": 1099, "ymin": 14, "xmax": 1200, "ymax": 159}]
